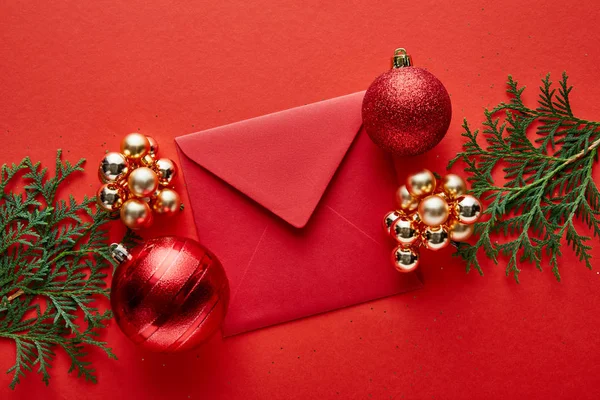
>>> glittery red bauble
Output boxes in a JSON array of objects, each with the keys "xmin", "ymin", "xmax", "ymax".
[
  {"xmin": 362, "ymin": 67, "xmax": 452, "ymax": 156},
  {"xmin": 111, "ymin": 236, "xmax": 230, "ymax": 352}
]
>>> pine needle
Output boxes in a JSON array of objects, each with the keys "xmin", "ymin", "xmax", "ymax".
[
  {"xmin": 448, "ymin": 73, "xmax": 600, "ymax": 282},
  {"xmin": 0, "ymin": 150, "xmax": 118, "ymax": 388}
]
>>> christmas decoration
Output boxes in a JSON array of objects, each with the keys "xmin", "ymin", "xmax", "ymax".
[
  {"xmin": 155, "ymin": 158, "xmax": 178, "ymax": 186},
  {"xmin": 146, "ymin": 135, "xmax": 159, "ymax": 155},
  {"xmin": 0, "ymin": 151, "xmax": 136, "ymax": 389},
  {"xmin": 121, "ymin": 132, "xmax": 151, "ymax": 160},
  {"xmin": 407, "ymin": 169, "xmax": 437, "ymax": 197},
  {"xmin": 418, "ymin": 194, "xmax": 450, "ymax": 226},
  {"xmin": 448, "ymin": 73, "xmax": 600, "ymax": 282},
  {"xmin": 99, "ymin": 151, "xmax": 129, "ymax": 183},
  {"xmin": 448, "ymin": 221, "xmax": 474, "ymax": 242},
  {"xmin": 456, "ymin": 195, "xmax": 482, "ymax": 224},
  {"xmin": 97, "ymin": 183, "xmax": 125, "ymax": 211},
  {"xmin": 127, "ymin": 166, "xmax": 159, "ymax": 198},
  {"xmin": 383, "ymin": 170, "xmax": 482, "ymax": 273},
  {"xmin": 96, "ymin": 133, "xmax": 182, "ymax": 229},
  {"xmin": 391, "ymin": 246, "xmax": 419, "ymax": 272},
  {"xmin": 362, "ymin": 48, "xmax": 452, "ymax": 156},
  {"xmin": 110, "ymin": 236, "xmax": 230, "ymax": 352},
  {"xmin": 395, "ymin": 185, "xmax": 418, "ymax": 212},
  {"xmin": 120, "ymin": 198, "xmax": 154, "ymax": 230},
  {"xmin": 153, "ymin": 188, "xmax": 181, "ymax": 216}
]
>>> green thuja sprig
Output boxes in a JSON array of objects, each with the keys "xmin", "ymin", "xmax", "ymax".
[
  {"xmin": 0, "ymin": 150, "xmax": 120, "ymax": 389},
  {"xmin": 448, "ymin": 73, "xmax": 600, "ymax": 282}
]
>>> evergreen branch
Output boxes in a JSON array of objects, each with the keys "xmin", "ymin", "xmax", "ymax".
[
  {"xmin": 0, "ymin": 151, "xmax": 121, "ymax": 389},
  {"xmin": 448, "ymin": 73, "xmax": 600, "ymax": 282}
]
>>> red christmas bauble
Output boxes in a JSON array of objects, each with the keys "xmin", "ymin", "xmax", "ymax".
[
  {"xmin": 362, "ymin": 54, "xmax": 452, "ymax": 156},
  {"xmin": 111, "ymin": 236, "xmax": 230, "ymax": 352}
]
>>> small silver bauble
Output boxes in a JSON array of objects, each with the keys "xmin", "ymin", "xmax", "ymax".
[
  {"xmin": 423, "ymin": 226, "xmax": 450, "ymax": 251},
  {"xmin": 383, "ymin": 211, "xmax": 401, "ymax": 234},
  {"xmin": 156, "ymin": 158, "xmax": 178, "ymax": 186},
  {"xmin": 391, "ymin": 246, "xmax": 420, "ymax": 272},
  {"xmin": 97, "ymin": 184, "xmax": 125, "ymax": 212},
  {"xmin": 391, "ymin": 217, "xmax": 419, "ymax": 245},
  {"xmin": 99, "ymin": 152, "xmax": 129, "ymax": 183},
  {"xmin": 457, "ymin": 195, "xmax": 482, "ymax": 224}
]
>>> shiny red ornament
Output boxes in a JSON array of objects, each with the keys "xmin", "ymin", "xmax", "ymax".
[
  {"xmin": 362, "ymin": 48, "xmax": 452, "ymax": 156},
  {"xmin": 110, "ymin": 236, "xmax": 230, "ymax": 352}
]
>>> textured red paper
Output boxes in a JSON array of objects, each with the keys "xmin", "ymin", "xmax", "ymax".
[
  {"xmin": 1, "ymin": 1, "xmax": 600, "ymax": 399},
  {"xmin": 175, "ymin": 92, "xmax": 422, "ymax": 335}
]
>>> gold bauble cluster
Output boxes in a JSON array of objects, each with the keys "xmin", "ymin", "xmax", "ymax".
[
  {"xmin": 97, "ymin": 133, "xmax": 181, "ymax": 230},
  {"xmin": 383, "ymin": 169, "xmax": 482, "ymax": 273}
]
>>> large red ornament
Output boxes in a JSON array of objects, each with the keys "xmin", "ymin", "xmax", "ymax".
[
  {"xmin": 362, "ymin": 48, "xmax": 452, "ymax": 156},
  {"xmin": 110, "ymin": 236, "xmax": 230, "ymax": 352}
]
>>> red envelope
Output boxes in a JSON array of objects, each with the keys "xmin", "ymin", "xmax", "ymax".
[{"xmin": 175, "ymin": 92, "xmax": 423, "ymax": 336}]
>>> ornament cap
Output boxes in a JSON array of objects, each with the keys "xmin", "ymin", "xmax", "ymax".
[
  {"xmin": 392, "ymin": 48, "xmax": 412, "ymax": 68},
  {"xmin": 110, "ymin": 243, "xmax": 131, "ymax": 264}
]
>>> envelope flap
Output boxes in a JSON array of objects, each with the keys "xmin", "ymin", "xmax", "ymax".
[{"xmin": 175, "ymin": 92, "xmax": 365, "ymax": 228}]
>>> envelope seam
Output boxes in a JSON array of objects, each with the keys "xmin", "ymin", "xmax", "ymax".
[
  {"xmin": 230, "ymin": 225, "xmax": 269, "ymax": 305},
  {"xmin": 326, "ymin": 206, "xmax": 381, "ymax": 245}
]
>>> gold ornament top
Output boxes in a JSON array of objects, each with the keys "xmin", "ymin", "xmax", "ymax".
[{"xmin": 392, "ymin": 48, "xmax": 413, "ymax": 69}]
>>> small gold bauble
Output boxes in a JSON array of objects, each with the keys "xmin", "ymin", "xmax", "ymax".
[
  {"xmin": 423, "ymin": 226, "xmax": 450, "ymax": 251},
  {"xmin": 146, "ymin": 135, "xmax": 159, "ymax": 156},
  {"xmin": 395, "ymin": 185, "xmax": 418, "ymax": 212},
  {"xmin": 121, "ymin": 133, "xmax": 150, "ymax": 160},
  {"xmin": 391, "ymin": 246, "xmax": 420, "ymax": 273},
  {"xmin": 418, "ymin": 194, "xmax": 450, "ymax": 227},
  {"xmin": 442, "ymin": 174, "xmax": 467, "ymax": 199},
  {"xmin": 156, "ymin": 158, "xmax": 178, "ymax": 186},
  {"xmin": 457, "ymin": 195, "xmax": 482, "ymax": 225},
  {"xmin": 120, "ymin": 198, "xmax": 153, "ymax": 230},
  {"xmin": 98, "ymin": 152, "xmax": 129, "ymax": 183},
  {"xmin": 391, "ymin": 217, "xmax": 419, "ymax": 246},
  {"xmin": 406, "ymin": 169, "xmax": 436, "ymax": 198},
  {"xmin": 383, "ymin": 211, "xmax": 401, "ymax": 234},
  {"xmin": 449, "ymin": 222, "xmax": 474, "ymax": 242},
  {"xmin": 127, "ymin": 167, "xmax": 159, "ymax": 198},
  {"xmin": 153, "ymin": 188, "xmax": 181, "ymax": 216},
  {"xmin": 96, "ymin": 184, "xmax": 125, "ymax": 211}
]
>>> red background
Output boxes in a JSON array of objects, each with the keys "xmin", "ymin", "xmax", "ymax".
[{"xmin": 1, "ymin": 1, "xmax": 600, "ymax": 399}]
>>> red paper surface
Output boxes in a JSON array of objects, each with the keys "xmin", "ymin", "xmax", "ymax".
[
  {"xmin": 175, "ymin": 92, "xmax": 422, "ymax": 335},
  {"xmin": 177, "ymin": 92, "xmax": 367, "ymax": 229},
  {"xmin": 1, "ymin": 1, "xmax": 600, "ymax": 399}
]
